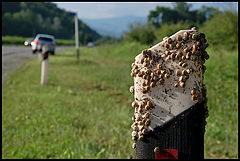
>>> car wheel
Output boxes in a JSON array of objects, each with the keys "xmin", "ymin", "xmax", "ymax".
[{"xmin": 32, "ymin": 50, "xmax": 37, "ymax": 54}]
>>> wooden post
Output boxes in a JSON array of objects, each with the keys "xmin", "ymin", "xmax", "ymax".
[
  {"xmin": 40, "ymin": 45, "xmax": 49, "ymax": 85},
  {"xmin": 130, "ymin": 27, "xmax": 209, "ymax": 159},
  {"xmin": 76, "ymin": 48, "xmax": 79, "ymax": 62},
  {"xmin": 38, "ymin": 53, "xmax": 42, "ymax": 62}
]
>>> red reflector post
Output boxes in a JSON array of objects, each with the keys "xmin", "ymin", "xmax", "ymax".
[{"xmin": 155, "ymin": 149, "xmax": 178, "ymax": 159}]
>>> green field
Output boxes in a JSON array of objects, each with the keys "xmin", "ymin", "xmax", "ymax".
[
  {"xmin": 2, "ymin": 36, "xmax": 75, "ymax": 46},
  {"xmin": 2, "ymin": 42, "xmax": 238, "ymax": 159}
]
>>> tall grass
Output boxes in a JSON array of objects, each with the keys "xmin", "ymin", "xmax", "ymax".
[{"xmin": 2, "ymin": 42, "xmax": 238, "ymax": 159}]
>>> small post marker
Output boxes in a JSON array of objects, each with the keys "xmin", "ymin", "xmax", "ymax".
[
  {"xmin": 69, "ymin": 11, "xmax": 80, "ymax": 62},
  {"xmin": 40, "ymin": 45, "xmax": 49, "ymax": 86},
  {"xmin": 38, "ymin": 52, "xmax": 42, "ymax": 62},
  {"xmin": 74, "ymin": 12, "xmax": 80, "ymax": 62},
  {"xmin": 129, "ymin": 27, "xmax": 209, "ymax": 159}
]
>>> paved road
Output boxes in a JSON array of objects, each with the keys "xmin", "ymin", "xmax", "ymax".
[{"xmin": 2, "ymin": 46, "xmax": 74, "ymax": 84}]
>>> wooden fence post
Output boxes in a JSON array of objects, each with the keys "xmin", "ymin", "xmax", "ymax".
[{"xmin": 130, "ymin": 27, "xmax": 209, "ymax": 159}]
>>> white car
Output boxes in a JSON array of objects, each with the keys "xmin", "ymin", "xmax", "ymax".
[
  {"xmin": 31, "ymin": 34, "xmax": 56, "ymax": 55},
  {"xmin": 24, "ymin": 39, "xmax": 33, "ymax": 46},
  {"xmin": 87, "ymin": 42, "xmax": 95, "ymax": 47}
]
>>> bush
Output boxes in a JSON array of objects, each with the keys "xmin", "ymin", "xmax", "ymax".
[
  {"xmin": 154, "ymin": 21, "xmax": 193, "ymax": 43},
  {"xmin": 201, "ymin": 10, "xmax": 238, "ymax": 49},
  {"xmin": 124, "ymin": 22, "xmax": 156, "ymax": 45},
  {"xmin": 94, "ymin": 36, "xmax": 123, "ymax": 46},
  {"xmin": 2, "ymin": 35, "xmax": 30, "ymax": 45},
  {"xmin": 2, "ymin": 35, "xmax": 75, "ymax": 46},
  {"xmin": 55, "ymin": 39, "xmax": 75, "ymax": 46},
  {"xmin": 122, "ymin": 8, "xmax": 237, "ymax": 49}
]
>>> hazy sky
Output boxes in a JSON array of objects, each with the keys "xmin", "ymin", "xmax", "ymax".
[{"xmin": 54, "ymin": 2, "xmax": 238, "ymax": 19}]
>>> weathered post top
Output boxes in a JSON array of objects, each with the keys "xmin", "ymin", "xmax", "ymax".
[
  {"xmin": 40, "ymin": 45, "xmax": 50, "ymax": 86},
  {"xmin": 42, "ymin": 45, "xmax": 50, "ymax": 60},
  {"xmin": 130, "ymin": 27, "xmax": 209, "ymax": 159}
]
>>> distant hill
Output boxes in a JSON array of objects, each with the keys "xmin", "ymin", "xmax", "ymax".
[
  {"xmin": 82, "ymin": 16, "xmax": 147, "ymax": 38},
  {"xmin": 2, "ymin": 2, "xmax": 101, "ymax": 44}
]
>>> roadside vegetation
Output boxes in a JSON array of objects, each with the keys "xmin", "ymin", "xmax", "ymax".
[
  {"xmin": 2, "ymin": 36, "xmax": 75, "ymax": 46},
  {"xmin": 2, "ymin": 41, "xmax": 238, "ymax": 159},
  {"xmin": 2, "ymin": 2, "xmax": 238, "ymax": 159},
  {"xmin": 2, "ymin": 2, "xmax": 101, "ymax": 43},
  {"xmin": 124, "ymin": 3, "xmax": 238, "ymax": 51}
]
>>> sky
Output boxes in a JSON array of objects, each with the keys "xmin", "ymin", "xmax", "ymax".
[{"xmin": 54, "ymin": 2, "xmax": 238, "ymax": 20}]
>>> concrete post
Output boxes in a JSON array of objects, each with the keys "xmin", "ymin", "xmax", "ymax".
[
  {"xmin": 130, "ymin": 27, "xmax": 209, "ymax": 159},
  {"xmin": 40, "ymin": 45, "xmax": 49, "ymax": 86}
]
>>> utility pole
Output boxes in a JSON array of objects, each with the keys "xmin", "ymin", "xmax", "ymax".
[
  {"xmin": 130, "ymin": 27, "xmax": 209, "ymax": 159},
  {"xmin": 75, "ymin": 12, "xmax": 80, "ymax": 62}
]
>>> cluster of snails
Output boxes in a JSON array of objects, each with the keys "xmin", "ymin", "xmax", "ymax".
[
  {"xmin": 131, "ymin": 50, "xmax": 172, "ymax": 94},
  {"xmin": 129, "ymin": 92, "xmax": 154, "ymax": 148},
  {"xmin": 190, "ymin": 87, "xmax": 201, "ymax": 101},
  {"xmin": 163, "ymin": 27, "xmax": 209, "ymax": 94},
  {"xmin": 160, "ymin": 28, "xmax": 209, "ymax": 90},
  {"xmin": 174, "ymin": 68, "xmax": 193, "ymax": 88},
  {"xmin": 130, "ymin": 48, "xmax": 173, "ymax": 149}
]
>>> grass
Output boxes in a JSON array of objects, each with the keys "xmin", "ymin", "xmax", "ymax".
[
  {"xmin": 203, "ymin": 45, "xmax": 238, "ymax": 159},
  {"xmin": 2, "ymin": 36, "xmax": 75, "ymax": 46},
  {"xmin": 2, "ymin": 41, "xmax": 238, "ymax": 159}
]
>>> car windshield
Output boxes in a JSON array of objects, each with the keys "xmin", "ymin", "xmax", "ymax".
[{"xmin": 38, "ymin": 37, "xmax": 53, "ymax": 42}]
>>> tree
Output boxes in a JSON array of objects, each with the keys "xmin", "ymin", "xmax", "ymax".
[
  {"xmin": 173, "ymin": 2, "xmax": 191, "ymax": 18},
  {"xmin": 2, "ymin": 2, "xmax": 101, "ymax": 42},
  {"xmin": 2, "ymin": 2, "xmax": 20, "ymax": 14},
  {"xmin": 148, "ymin": 9, "xmax": 161, "ymax": 28},
  {"xmin": 201, "ymin": 9, "xmax": 238, "ymax": 49},
  {"xmin": 52, "ymin": 16, "xmax": 61, "ymax": 31},
  {"xmin": 148, "ymin": 6, "xmax": 179, "ymax": 28},
  {"xmin": 125, "ymin": 22, "xmax": 156, "ymax": 45},
  {"xmin": 196, "ymin": 5, "xmax": 220, "ymax": 24},
  {"xmin": 147, "ymin": 2, "xmax": 219, "ymax": 28}
]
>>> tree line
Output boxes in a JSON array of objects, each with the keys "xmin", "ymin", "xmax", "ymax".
[
  {"xmin": 2, "ymin": 2, "xmax": 101, "ymax": 45},
  {"xmin": 124, "ymin": 2, "xmax": 238, "ymax": 49}
]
